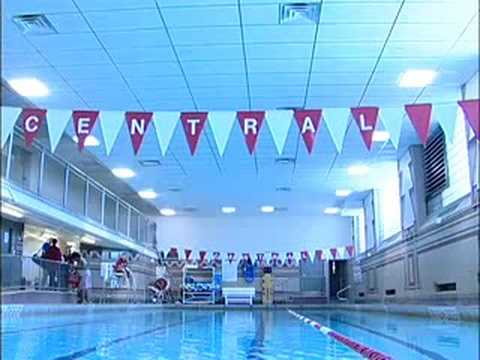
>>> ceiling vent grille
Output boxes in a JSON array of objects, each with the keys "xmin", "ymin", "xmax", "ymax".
[
  {"xmin": 279, "ymin": 3, "xmax": 321, "ymax": 24},
  {"xmin": 275, "ymin": 157, "xmax": 296, "ymax": 165},
  {"xmin": 168, "ymin": 187, "xmax": 182, "ymax": 193},
  {"xmin": 139, "ymin": 159, "xmax": 161, "ymax": 167},
  {"xmin": 276, "ymin": 186, "xmax": 292, "ymax": 192},
  {"xmin": 12, "ymin": 14, "xmax": 57, "ymax": 35},
  {"xmin": 183, "ymin": 206, "xmax": 198, "ymax": 213}
]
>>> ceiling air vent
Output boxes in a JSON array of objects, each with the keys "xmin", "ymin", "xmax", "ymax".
[
  {"xmin": 168, "ymin": 187, "xmax": 182, "ymax": 193},
  {"xmin": 275, "ymin": 157, "xmax": 296, "ymax": 165},
  {"xmin": 183, "ymin": 206, "xmax": 198, "ymax": 213},
  {"xmin": 276, "ymin": 206, "xmax": 288, "ymax": 212},
  {"xmin": 279, "ymin": 3, "xmax": 321, "ymax": 25},
  {"xmin": 276, "ymin": 186, "xmax": 292, "ymax": 192},
  {"xmin": 139, "ymin": 159, "xmax": 161, "ymax": 167},
  {"xmin": 12, "ymin": 14, "xmax": 57, "ymax": 35}
]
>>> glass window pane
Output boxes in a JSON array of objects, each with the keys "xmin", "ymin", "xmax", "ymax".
[
  {"xmin": 104, "ymin": 195, "xmax": 116, "ymax": 230},
  {"xmin": 87, "ymin": 184, "xmax": 102, "ymax": 223},
  {"xmin": 130, "ymin": 211, "xmax": 139, "ymax": 241},
  {"xmin": 1, "ymin": 137, "xmax": 10, "ymax": 177},
  {"xmin": 66, "ymin": 171, "xmax": 86, "ymax": 214},
  {"xmin": 139, "ymin": 216, "xmax": 146, "ymax": 244},
  {"xmin": 118, "ymin": 204, "xmax": 128, "ymax": 235},
  {"xmin": 41, "ymin": 155, "xmax": 65, "ymax": 205},
  {"xmin": 9, "ymin": 137, "xmax": 41, "ymax": 192}
]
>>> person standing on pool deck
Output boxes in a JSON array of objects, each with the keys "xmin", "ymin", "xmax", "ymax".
[{"xmin": 45, "ymin": 238, "xmax": 63, "ymax": 289}]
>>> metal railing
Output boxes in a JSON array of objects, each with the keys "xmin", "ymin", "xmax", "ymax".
[{"xmin": 336, "ymin": 284, "xmax": 351, "ymax": 302}]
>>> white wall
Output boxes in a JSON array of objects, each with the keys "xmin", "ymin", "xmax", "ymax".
[{"xmin": 156, "ymin": 214, "xmax": 353, "ymax": 254}]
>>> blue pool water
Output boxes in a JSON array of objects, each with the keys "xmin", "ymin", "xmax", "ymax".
[{"xmin": 1, "ymin": 308, "xmax": 478, "ymax": 359}]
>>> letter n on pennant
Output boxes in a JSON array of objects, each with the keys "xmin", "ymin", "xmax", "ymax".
[{"xmin": 126, "ymin": 112, "xmax": 153, "ymax": 155}]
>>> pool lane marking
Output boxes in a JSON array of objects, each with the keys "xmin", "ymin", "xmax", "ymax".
[
  {"xmin": 325, "ymin": 316, "xmax": 448, "ymax": 360},
  {"xmin": 51, "ymin": 315, "xmax": 208, "ymax": 360},
  {"xmin": 287, "ymin": 309, "xmax": 394, "ymax": 360}
]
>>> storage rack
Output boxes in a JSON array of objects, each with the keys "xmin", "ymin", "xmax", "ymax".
[{"xmin": 182, "ymin": 266, "xmax": 215, "ymax": 304}]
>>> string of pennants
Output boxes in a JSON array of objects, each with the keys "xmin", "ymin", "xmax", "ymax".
[
  {"xmin": 160, "ymin": 246, "xmax": 356, "ymax": 268},
  {"xmin": 1, "ymin": 100, "xmax": 478, "ymax": 156}
]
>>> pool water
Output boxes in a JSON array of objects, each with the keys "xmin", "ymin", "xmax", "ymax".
[{"xmin": 1, "ymin": 308, "xmax": 478, "ymax": 359}]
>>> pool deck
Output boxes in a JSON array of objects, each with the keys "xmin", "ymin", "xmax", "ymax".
[{"xmin": 2, "ymin": 303, "xmax": 478, "ymax": 322}]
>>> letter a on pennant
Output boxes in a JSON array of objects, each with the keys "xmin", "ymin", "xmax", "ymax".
[
  {"xmin": 294, "ymin": 109, "xmax": 322, "ymax": 154},
  {"xmin": 73, "ymin": 110, "xmax": 99, "ymax": 151},
  {"xmin": 21, "ymin": 108, "xmax": 46, "ymax": 147},
  {"xmin": 351, "ymin": 107, "xmax": 379, "ymax": 150},
  {"xmin": 180, "ymin": 112, "xmax": 208, "ymax": 155},
  {"xmin": 237, "ymin": 111, "xmax": 265, "ymax": 154},
  {"xmin": 405, "ymin": 103, "xmax": 432, "ymax": 145},
  {"xmin": 126, "ymin": 112, "xmax": 153, "ymax": 155}
]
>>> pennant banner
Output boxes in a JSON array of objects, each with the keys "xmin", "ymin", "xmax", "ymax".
[
  {"xmin": 405, "ymin": 103, "xmax": 432, "ymax": 145},
  {"xmin": 73, "ymin": 110, "xmax": 99, "ymax": 151},
  {"xmin": 434, "ymin": 103, "xmax": 458, "ymax": 143},
  {"xmin": 346, "ymin": 245, "xmax": 355, "ymax": 258},
  {"xmin": 126, "ymin": 112, "xmax": 153, "ymax": 155},
  {"xmin": 181, "ymin": 112, "xmax": 208, "ymax": 155},
  {"xmin": 154, "ymin": 111, "xmax": 179, "ymax": 156},
  {"xmin": 351, "ymin": 106, "xmax": 379, "ymax": 150},
  {"xmin": 21, "ymin": 108, "xmax": 46, "ymax": 147},
  {"xmin": 99, "ymin": 111, "xmax": 124, "ymax": 156},
  {"xmin": 237, "ymin": 111, "xmax": 265, "ymax": 154},
  {"xmin": 209, "ymin": 111, "xmax": 235, "ymax": 156},
  {"xmin": 294, "ymin": 109, "xmax": 322, "ymax": 154},
  {"xmin": 47, "ymin": 109, "xmax": 72, "ymax": 152},
  {"xmin": 323, "ymin": 108, "xmax": 350, "ymax": 153},
  {"xmin": 458, "ymin": 99, "xmax": 479, "ymax": 140},
  {"xmin": 380, "ymin": 108, "xmax": 403, "ymax": 149},
  {"xmin": 266, "ymin": 110, "xmax": 292, "ymax": 155}
]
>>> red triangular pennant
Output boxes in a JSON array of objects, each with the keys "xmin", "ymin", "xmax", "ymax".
[
  {"xmin": 21, "ymin": 108, "xmax": 46, "ymax": 147},
  {"xmin": 301, "ymin": 250, "xmax": 310, "ymax": 261},
  {"xmin": 405, "ymin": 103, "xmax": 432, "ymax": 145},
  {"xmin": 458, "ymin": 99, "xmax": 479, "ymax": 140},
  {"xmin": 294, "ymin": 109, "xmax": 322, "ymax": 154},
  {"xmin": 237, "ymin": 111, "xmax": 265, "ymax": 154},
  {"xmin": 351, "ymin": 107, "xmax": 379, "ymax": 150},
  {"xmin": 199, "ymin": 250, "xmax": 207, "ymax": 261},
  {"xmin": 73, "ymin": 110, "xmax": 99, "ymax": 151},
  {"xmin": 346, "ymin": 245, "xmax": 355, "ymax": 258},
  {"xmin": 180, "ymin": 112, "xmax": 208, "ymax": 155},
  {"xmin": 126, "ymin": 112, "xmax": 153, "ymax": 155},
  {"xmin": 330, "ymin": 248, "xmax": 338, "ymax": 259},
  {"xmin": 184, "ymin": 249, "xmax": 192, "ymax": 261}
]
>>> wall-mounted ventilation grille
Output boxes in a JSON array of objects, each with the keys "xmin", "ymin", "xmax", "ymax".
[
  {"xmin": 435, "ymin": 282, "xmax": 456, "ymax": 292},
  {"xmin": 279, "ymin": 3, "xmax": 321, "ymax": 24},
  {"xmin": 12, "ymin": 14, "xmax": 57, "ymax": 35},
  {"xmin": 385, "ymin": 289, "xmax": 396, "ymax": 296},
  {"xmin": 424, "ymin": 129, "xmax": 448, "ymax": 199}
]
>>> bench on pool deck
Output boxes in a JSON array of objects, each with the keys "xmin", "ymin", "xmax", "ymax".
[{"xmin": 223, "ymin": 287, "xmax": 255, "ymax": 306}]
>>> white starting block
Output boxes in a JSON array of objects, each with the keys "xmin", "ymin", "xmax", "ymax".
[{"xmin": 223, "ymin": 287, "xmax": 255, "ymax": 306}]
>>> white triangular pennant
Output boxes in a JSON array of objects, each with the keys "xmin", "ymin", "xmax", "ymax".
[
  {"xmin": 323, "ymin": 108, "xmax": 350, "ymax": 153},
  {"xmin": 208, "ymin": 111, "xmax": 235, "ymax": 156},
  {"xmin": 46, "ymin": 109, "xmax": 72, "ymax": 152},
  {"xmin": 265, "ymin": 110, "xmax": 293, "ymax": 155},
  {"xmin": 1, "ymin": 107, "xmax": 21, "ymax": 148},
  {"xmin": 99, "ymin": 111, "xmax": 124, "ymax": 156},
  {"xmin": 153, "ymin": 112, "xmax": 179, "ymax": 156},
  {"xmin": 434, "ymin": 103, "xmax": 459, "ymax": 143},
  {"xmin": 380, "ymin": 108, "xmax": 404, "ymax": 149}
]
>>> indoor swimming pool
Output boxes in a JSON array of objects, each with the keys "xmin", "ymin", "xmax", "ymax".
[{"xmin": 1, "ymin": 308, "xmax": 478, "ymax": 359}]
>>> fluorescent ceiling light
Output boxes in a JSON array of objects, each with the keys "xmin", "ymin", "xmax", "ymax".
[
  {"xmin": 336, "ymin": 189, "xmax": 352, "ymax": 197},
  {"xmin": 324, "ymin": 207, "xmax": 340, "ymax": 215},
  {"xmin": 81, "ymin": 236, "xmax": 96, "ymax": 244},
  {"xmin": 221, "ymin": 206, "xmax": 236, "ymax": 214},
  {"xmin": 138, "ymin": 189, "xmax": 158, "ymax": 199},
  {"xmin": 1, "ymin": 204, "xmax": 24, "ymax": 218},
  {"xmin": 112, "ymin": 167, "xmax": 135, "ymax": 179},
  {"xmin": 160, "ymin": 208, "xmax": 176, "ymax": 217},
  {"xmin": 398, "ymin": 69, "xmax": 437, "ymax": 88},
  {"xmin": 260, "ymin": 205, "xmax": 275, "ymax": 213},
  {"xmin": 72, "ymin": 135, "xmax": 100, "ymax": 147},
  {"xmin": 347, "ymin": 165, "xmax": 369, "ymax": 176},
  {"xmin": 8, "ymin": 77, "xmax": 50, "ymax": 97},
  {"xmin": 372, "ymin": 131, "xmax": 390, "ymax": 142}
]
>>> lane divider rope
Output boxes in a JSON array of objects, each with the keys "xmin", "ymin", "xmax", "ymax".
[{"xmin": 287, "ymin": 309, "xmax": 394, "ymax": 360}]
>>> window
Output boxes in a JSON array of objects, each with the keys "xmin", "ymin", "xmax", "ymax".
[
  {"xmin": 87, "ymin": 184, "xmax": 102, "ymax": 223},
  {"xmin": 9, "ymin": 138, "xmax": 41, "ymax": 192},
  {"xmin": 130, "ymin": 211, "xmax": 139, "ymax": 241},
  {"xmin": 66, "ymin": 170, "xmax": 86, "ymax": 214},
  {"xmin": 41, "ymin": 155, "xmax": 66, "ymax": 205},
  {"xmin": 424, "ymin": 129, "xmax": 448, "ymax": 200},
  {"xmin": 1, "ymin": 137, "xmax": 10, "ymax": 177},
  {"xmin": 104, "ymin": 194, "xmax": 117, "ymax": 230},
  {"xmin": 118, "ymin": 203, "xmax": 128, "ymax": 235}
]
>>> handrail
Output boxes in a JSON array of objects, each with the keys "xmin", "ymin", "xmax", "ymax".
[{"xmin": 336, "ymin": 284, "xmax": 351, "ymax": 302}]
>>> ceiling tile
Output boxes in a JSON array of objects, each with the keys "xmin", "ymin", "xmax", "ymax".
[
  {"xmin": 397, "ymin": 1, "xmax": 479, "ymax": 24},
  {"xmin": 161, "ymin": 6, "xmax": 239, "ymax": 27},
  {"xmin": 246, "ymin": 43, "xmax": 312, "ymax": 59},
  {"xmin": 76, "ymin": 0, "xmax": 157, "ymax": 12},
  {"xmin": 244, "ymin": 25, "xmax": 316, "ymax": 44},
  {"xmin": 2, "ymin": 0, "xmax": 77, "ymax": 15},
  {"xmin": 315, "ymin": 42, "xmax": 383, "ymax": 58},
  {"xmin": 182, "ymin": 60, "xmax": 245, "ymax": 75},
  {"xmin": 310, "ymin": 72, "xmax": 370, "ymax": 85},
  {"xmin": 117, "ymin": 62, "xmax": 182, "ymax": 77},
  {"xmin": 27, "ymin": 32, "xmax": 102, "ymax": 52},
  {"xmin": 320, "ymin": 3, "xmax": 400, "ymax": 24},
  {"xmin": 44, "ymin": 13, "xmax": 91, "ymax": 33},
  {"xmin": 249, "ymin": 72, "xmax": 308, "ymax": 86},
  {"xmin": 84, "ymin": 9, "xmax": 162, "ymax": 32},
  {"xmin": 99, "ymin": 29, "xmax": 170, "ymax": 49},
  {"xmin": 40, "ymin": 49, "xmax": 112, "ymax": 66},
  {"xmin": 312, "ymin": 58, "xmax": 375, "ymax": 73},
  {"xmin": 177, "ymin": 45, "xmax": 243, "ymax": 61},
  {"xmin": 186, "ymin": 74, "xmax": 246, "ymax": 88},
  {"xmin": 316, "ymin": 23, "xmax": 390, "ymax": 42},
  {"xmin": 108, "ymin": 46, "xmax": 176, "ymax": 63},
  {"xmin": 249, "ymin": 59, "xmax": 310, "ymax": 73},
  {"xmin": 170, "ymin": 26, "xmax": 241, "ymax": 45},
  {"xmin": 241, "ymin": 4, "xmax": 278, "ymax": 26}
]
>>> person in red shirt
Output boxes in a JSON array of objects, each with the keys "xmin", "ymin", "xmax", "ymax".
[{"xmin": 45, "ymin": 238, "xmax": 63, "ymax": 289}]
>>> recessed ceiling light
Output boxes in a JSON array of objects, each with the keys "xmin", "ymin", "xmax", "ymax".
[
  {"xmin": 336, "ymin": 189, "xmax": 352, "ymax": 197},
  {"xmin": 372, "ymin": 131, "xmax": 390, "ymax": 142},
  {"xmin": 347, "ymin": 165, "xmax": 369, "ymax": 176},
  {"xmin": 398, "ymin": 69, "xmax": 437, "ymax": 88},
  {"xmin": 260, "ymin": 205, "xmax": 275, "ymax": 213},
  {"xmin": 111, "ymin": 167, "xmax": 135, "ymax": 179},
  {"xmin": 72, "ymin": 135, "xmax": 100, "ymax": 147},
  {"xmin": 81, "ymin": 236, "xmax": 96, "ymax": 244},
  {"xmin": 1, "ymin": 204, "xmax": 24, "ymax": 218},
  {"xmin": 8, "ymin": 78, "xmax": 50, "ymax": 97},
  {"xmin": 138, "ymin": 189, "xmax": 158, "ymax": 199},
  {"xmin": 221, "ymin": 206, "xmax": 236, "ymax": 214},
  {"xmin": 160, "ymin": 208, "xmax": 176, "ymax": 217},
  {"xmin": 324, "ymin": 207, "xmax": 340, "ymax": 215}
]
